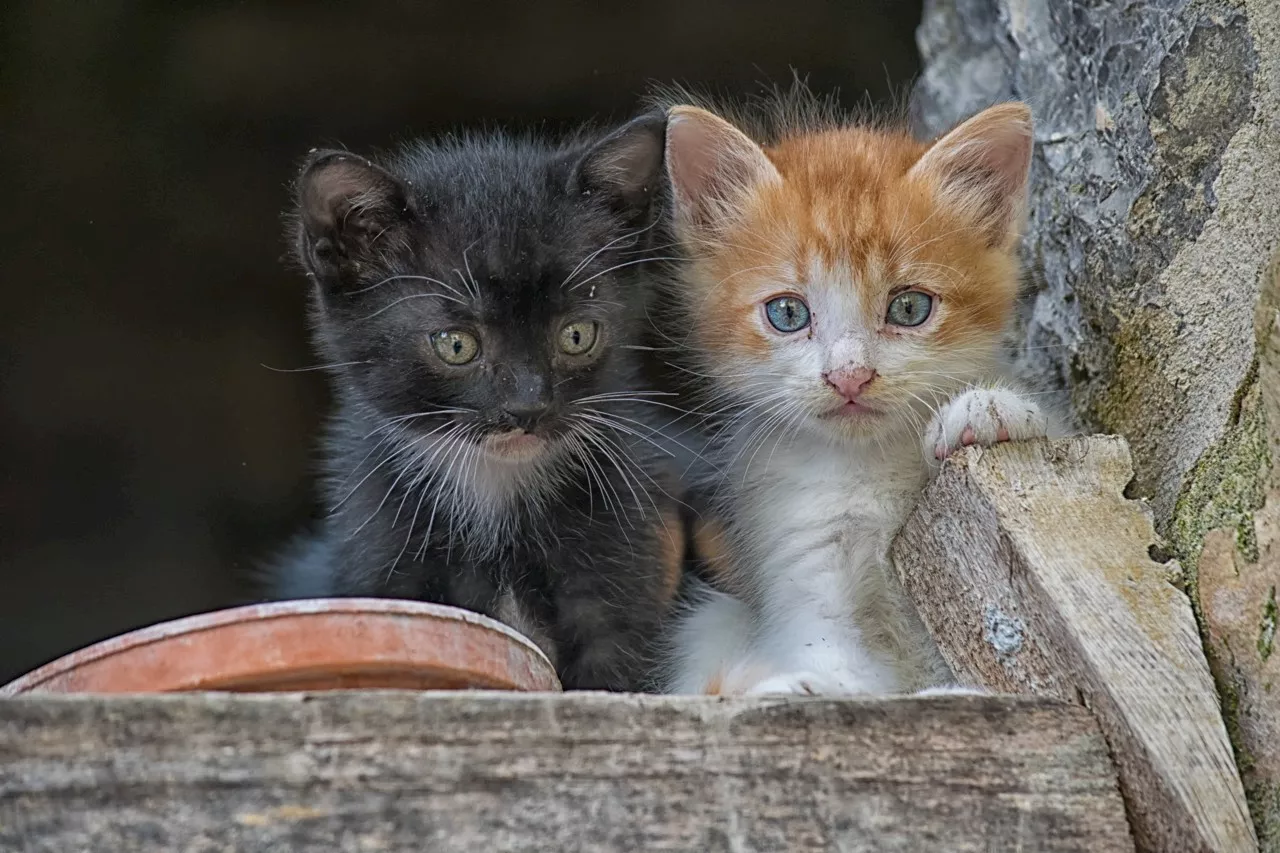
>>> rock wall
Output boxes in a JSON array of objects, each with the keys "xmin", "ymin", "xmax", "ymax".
[{"xmin": 912, "ymin": 0, "xmax": 1280, "ymax": 845}]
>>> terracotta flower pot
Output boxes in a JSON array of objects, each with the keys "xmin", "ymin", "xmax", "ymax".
[{"xmin": 0, "ymin": 598, "xmax": 561, "ymax": 695}]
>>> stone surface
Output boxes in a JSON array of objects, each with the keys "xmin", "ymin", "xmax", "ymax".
[
  {"xmin": 0, "ymin": 692, "xmax": 1134, "ymax": 852},
  {"xmin": 913, "ymin": 0, "xmax": 1280, "ymax": 844}
]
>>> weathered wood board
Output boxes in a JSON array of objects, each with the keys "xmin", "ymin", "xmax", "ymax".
[
  {"xmin": 893, "ymin": 436, "xmax": 1256, "ymax": 853},
  {"xmin": 0, "ymin": 691, "xmax": 1132, "ymax": 852}
]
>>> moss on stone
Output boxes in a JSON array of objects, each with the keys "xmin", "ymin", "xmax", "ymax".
[
  {"xmin": 1253, "ymin": 782, "xmax": 1280, "ymax": 853},
  {"xmin": 1261, "ymin": 585, "xmax": 1277, "ymax": 663},
  {"xmin": 1168, "ymin": 369, "xmax": 1268, "ymax": 603}
]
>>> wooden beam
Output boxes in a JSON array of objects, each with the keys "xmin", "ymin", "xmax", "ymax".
[
  {"xmin": 0, "ymin": 692, "xmax": 1131, "ymax": 851},
  {"xmin": 893, "ymin": 436, "xmax": 1256, "ymax": 853}
]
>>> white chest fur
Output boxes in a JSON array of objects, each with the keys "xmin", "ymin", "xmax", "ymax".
[{"xmin": 673, "ymin": 433, "xmax": 944, "ymax": 696}]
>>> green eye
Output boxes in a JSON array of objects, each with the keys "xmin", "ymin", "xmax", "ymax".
[
  {"xmin": 430, "ymin": 330, "xmax": 480, "ymax": 365},
  {"xmin": 765, "ymin": 295, "xmax": 810, "ymax": 333},
  {"xmin": 559, "ymin": 321, "xmax": 599, "ymax": 355},
  {"xmin": 886, "ymin": 291, "xmax": 934, "ymax": 327}
]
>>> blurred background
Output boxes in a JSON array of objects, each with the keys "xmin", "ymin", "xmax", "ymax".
[{"xmin": 0, "ymin": 0, "xmax": 920, "ymax": 682}]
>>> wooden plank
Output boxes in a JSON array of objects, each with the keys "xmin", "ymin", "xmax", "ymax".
[
  {"xmin": 0, "ymin": 692, "xmax": 1131, "ymax": 852},
  {"xmin": 893, "ymin": 436, "xmax": 1256, "ymax": 853}
]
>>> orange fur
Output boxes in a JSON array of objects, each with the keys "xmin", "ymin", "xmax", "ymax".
[
  {"xmin": 667, "ymin": 103, "xmax": 1030, "ymax": 422},
  {"xmin": 657, "ymin": 508, "xmax": 685, "ymax": 603},
  {"xmin": 703, "ymin": 670, "xmax": 724, "ymax": 696},
  {"xmin": 691, "ymin": 517, "xmax": 732, "ymax": 585}
]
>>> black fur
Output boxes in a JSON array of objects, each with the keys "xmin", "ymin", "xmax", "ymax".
[{"xmin": 268, "ymin": 114, "xmax": 688, "ymax": 691}]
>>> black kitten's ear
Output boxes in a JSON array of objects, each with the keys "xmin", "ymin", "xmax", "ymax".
[
  {"xmin": 295, "ymin": 150, "xmax": 414, "ymax": 280},
  {"xmin": 571, "ymin": 112, "xmax": 667, "ymax": 218}
]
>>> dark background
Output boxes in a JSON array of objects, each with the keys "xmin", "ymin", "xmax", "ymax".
[{"xmin": 0, "ymin": 0, "xmax": 920, "ymax": 682}]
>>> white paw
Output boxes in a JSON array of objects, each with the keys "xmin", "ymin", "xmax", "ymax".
[
  {"xmin": 743, "ymin": 670, "xmax": 861, "ymax": 697},
  {"xmin": 924, "ymin": 387, "xmax": 1048, "ymax": 463}
]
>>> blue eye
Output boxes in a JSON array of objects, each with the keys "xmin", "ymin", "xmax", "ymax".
[
  {"xmin": 886, "ymin": 291, "xmax": 933, "ymax": 327},
  {"xmin": 764, "ymin": 296, "xmax": 810, "ymax": 333}
]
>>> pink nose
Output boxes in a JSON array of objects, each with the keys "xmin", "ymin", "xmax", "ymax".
[{"xmin": 824, "ymin": 367, "xmax": 877, "ymax": 400}]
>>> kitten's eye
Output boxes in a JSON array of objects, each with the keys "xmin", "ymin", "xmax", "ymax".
[
  {"xmin": 886, "ymin": 291, "xmax": 934, "ymax": 327},
  {"xmin": 430, "ymin": 330, "xmax": 480, "ymax": 365},
  {"xmin": 764, "ymin": 295, "xmax": 810, "ymax": 333},
  {"xmin": 559, "ymin": 321, "xmax": 599, "ymax": 355}
]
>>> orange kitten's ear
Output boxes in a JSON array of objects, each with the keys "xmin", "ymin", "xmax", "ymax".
[
  {"xmin": 908, "ymin": 102, "xmax": 1033, "ymax": 248},
  {"xmin": 665, "ymin": 106, "xmax": 781, "ymax": 240}
]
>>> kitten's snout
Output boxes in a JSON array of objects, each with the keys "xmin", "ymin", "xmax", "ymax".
[
  {"xmin": 502, "ymin": 397, "xmax": 551, "ymax": 425},
  {"xmin": 824, "ymin": 366, "xmax": 877, "ymax": 401},
  {"xmin": 495, "ymin": 364, "xmax": 552, "ymax": 429}
]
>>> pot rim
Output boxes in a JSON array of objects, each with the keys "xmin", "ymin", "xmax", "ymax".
[{"xmin": 0, "ymin": 598, "xmax": 556, "ymax": 695}]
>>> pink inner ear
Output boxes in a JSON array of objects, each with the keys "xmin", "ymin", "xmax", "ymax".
[
  {"xmin": 299, "ymin": 156, "xmax": 408, "ymax": 243},
  {"xmin": 666, "ymin": 117, "xmax": 720, "ymax": 205},
  {"xmin": 910, "ymin": 103, "xmax": 1033, "ymax": 246},
  {"xmin": 665, "ymin": 107, "xmax": 780, "ymax": 233}
]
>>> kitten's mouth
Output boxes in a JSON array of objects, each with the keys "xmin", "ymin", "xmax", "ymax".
[
  {"xmin": 823, "ymin": 400, "xmax": 882, "ymax": 420},
  {"xmin": 484, "ymin": 429, "xmax": 547, "ymax": 461}
]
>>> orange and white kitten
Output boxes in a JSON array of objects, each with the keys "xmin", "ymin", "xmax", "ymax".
[{"xmin": 662, "ymin": 101, "xmax": 1060, "ymax": 696}]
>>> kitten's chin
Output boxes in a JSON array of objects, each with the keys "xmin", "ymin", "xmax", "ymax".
[
  {"xmin": 813, "ymin": 400, "xmax": 891, "ymax": 440},
  {"xmin": 482, "ymin": 429, "xmax": 548, "ymax": 463}
]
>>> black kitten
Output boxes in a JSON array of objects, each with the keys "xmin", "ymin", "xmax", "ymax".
[{"xmin": 268, "ymin": 115, "xmax": 688, "ymax": 691}]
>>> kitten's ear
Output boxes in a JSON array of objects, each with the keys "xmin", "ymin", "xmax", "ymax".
[
  {"xmin": 908, "ymin": 102, "xmax": 1033, "ymax": 249},
  {"xmin": 665, "ymin": 106, "xmax": 781, "ymax": 239},
  {"xmin": 572, "ymin": 112, "xmax": 667, "ymax": 219},
  {"xmin": 295, "ymin": 150, "xmax": 414, "ymax": 281}
]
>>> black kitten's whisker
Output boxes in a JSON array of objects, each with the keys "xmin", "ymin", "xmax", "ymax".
[
  {"xmin": 347, "ymin": 421, "xmax": 467, "ymax": 539},
  {"xmin": 573, "ymin": 390, "xmax": 678, "ymax": 402},
  {"xmin": 369, "ymin": 408, "xmax": 475, "ymax": 437},
  {"xmin": 390, "ymin": 423, "xmax": 467, "ymax": 530},
  {"xmin": 398, "ymin": 424, "xmax": 478, "ymax": 574},
  {"xmin": 461, "ymin": 239, "xmax": 482, "ymax": 300},
  {"xmin": 567, "ymin": 255, "xmax": 683, "ymax": 292},
  {"xmin": 347, "ymin": 273, "xmax": 466, "ymax": 298},
  {"xmin": 568, "ymin": 425, "xmax": 627, "ymax": 521},
  {"xmin": 415, "ymin": 424, "xmax": 479, "ymax": 562},
  {"xmin": 587, "ymin": 423, "xmax": 675, "ymax": 527},
  {"xmin": 573, "ymin": 421, "xmax": 646, "ymax": 525},
  {"xmin": 261, "ymin": 360, "xmax": 371, "ymax": 373},
  {"xmin": 560, "ymin": 219, "xmax": 659, "ymax": 290},
  {"xmin": 359, "ymin": 291, "xmax": 467, "ymax": 321},
  {"xmin": 578, "ymin": 407, "xmax": 709, "ymax": 460},
  {"xmin": 330, "ymin": 431, "xmax": 406, "ymax": 506},
  {"xmin": 561, "ymin": 433, "xmax": 596, "ymax": 518},
  {"xmin": 574, "ymin": 411, "xmax": 676, "ymax": 459}
]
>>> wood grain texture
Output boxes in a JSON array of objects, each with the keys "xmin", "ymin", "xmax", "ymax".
[
  {"xmin": 0, "ymin": 692, "xmax": 1132, "ymax": 852},
  {"xmin": 893, "ymin": 436, "xmax": 1256, "ymax": 853}
]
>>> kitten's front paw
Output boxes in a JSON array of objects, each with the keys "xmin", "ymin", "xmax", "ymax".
[
  {"xmin": 744, "ymin": 670, "xmax": 860, "ymax": 697},
  {"xmin": 925, "ymin": 387, "xmax": 1048, "ymax": 463}
]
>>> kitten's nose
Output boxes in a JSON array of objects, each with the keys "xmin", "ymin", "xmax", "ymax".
[
  {"xmin": 502, "ymin": 397, "xmax": 551, "ymax": 426},
  {"xmin": 824, "ymin": 366, "xmax": 877, "ymax": 400},
  {"xmin": 496, "ymin": 364, "xmax": 552, "ymax": 428}
]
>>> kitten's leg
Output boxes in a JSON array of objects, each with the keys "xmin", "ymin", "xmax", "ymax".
[
  {"xmin": 663, "ymin": 585, "xmax": 760, "ymax": 694},
  {"xmin": 549, "ymin": 511, "xmax": 680, "ymax": 691},
  {"xmin": 924, "ymin": 386, "xmax": 1049, "ymax": 463},
  {"xmin": 732, "ymin": 547, "xmax": 902, "ymax": 697}
]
